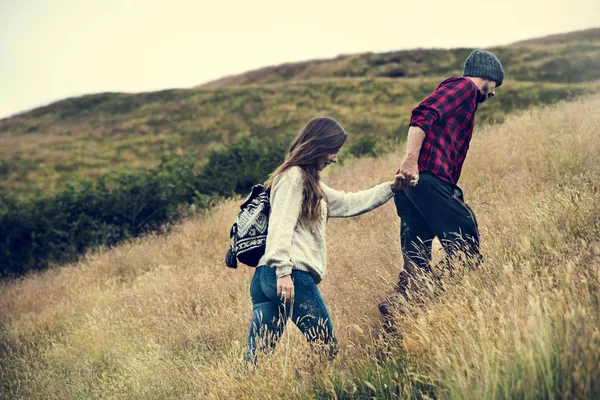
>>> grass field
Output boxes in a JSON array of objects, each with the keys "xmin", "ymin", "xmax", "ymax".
[{"xmin": 1, "ymin": 94, "xmax": 599, "ymax": 399}]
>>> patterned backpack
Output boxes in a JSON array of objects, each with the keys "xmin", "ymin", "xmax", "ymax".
[{"xmin": 224, "ymin": 184, "xmax": 271, "ymax": 268}]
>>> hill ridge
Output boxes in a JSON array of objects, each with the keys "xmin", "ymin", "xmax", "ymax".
[{"xmin": 197, "ymin": 27, "xmax": 600, "ymax": 89}]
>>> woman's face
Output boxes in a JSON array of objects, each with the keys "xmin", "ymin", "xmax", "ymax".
[{"xmin": 319, "ymin": 153, "xmax": 338, "ymax": 171}]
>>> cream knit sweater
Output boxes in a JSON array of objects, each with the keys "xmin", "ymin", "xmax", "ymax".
[{"xmin": 257, "ymin": 166, "xmax": 394, "ymax": 284}]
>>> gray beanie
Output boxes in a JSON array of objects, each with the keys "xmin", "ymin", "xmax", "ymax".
[{"xmin": 463, "ymin": 50, "xmax": 504, "ymax": 87}]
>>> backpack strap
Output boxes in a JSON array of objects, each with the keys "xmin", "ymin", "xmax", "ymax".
[{"xmin": 240, "ymin": 184, "xmax": 266, "ymax": 209}]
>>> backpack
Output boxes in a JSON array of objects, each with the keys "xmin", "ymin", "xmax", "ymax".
[{"xmin": 224, "ymin": 184, "xmax": 271, "ymax": 268}]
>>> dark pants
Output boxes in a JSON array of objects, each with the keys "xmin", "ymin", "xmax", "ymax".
[
  {"xmin": 387, "ymin": 172, "xmax": 482, "ymax": 301},
  {"xmin": 245, "ymin": 266, "xmax": 338, "ymax": 363}
]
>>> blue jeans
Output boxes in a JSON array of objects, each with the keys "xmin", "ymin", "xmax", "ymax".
[{"xmin": 245, "ymin": 266, "xmax": 338, "ymax": 363}]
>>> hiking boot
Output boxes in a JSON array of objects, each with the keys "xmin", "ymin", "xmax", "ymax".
[{"xmin": 378, "ymin": 292, "xmax": 409, "ymax": 334}]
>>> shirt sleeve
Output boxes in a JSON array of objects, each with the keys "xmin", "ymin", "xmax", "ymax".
[
  {"xmin": 267, "ymin": 167, "xmax": 303, "ymax": 278},
  {"xmin": 410, "ymin": 78, "xmax": 475, "ymax": 134},
  {"xmin": 321, "ymin": 181, "xmax": 393, "ymax": 218}
]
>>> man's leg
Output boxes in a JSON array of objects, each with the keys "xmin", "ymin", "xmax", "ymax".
[
  {"xmin": 404, "ymin": 173, "xmax": 482, "ymax": 276},
  {"xmin": 394, "ymin": 189, "xmax": 436, "ymax": 292},
  {"xmin": 437, "ymin": 190, "xmax": 482, "ymax": 272},
  {"xmin": 378, "ymin": 190, "xmax": 436, "ymax": 330}
]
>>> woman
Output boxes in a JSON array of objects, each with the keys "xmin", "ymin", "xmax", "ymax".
[{"xmin": 245, "ymin": 117, "xmax": 399, "ymax": 363}]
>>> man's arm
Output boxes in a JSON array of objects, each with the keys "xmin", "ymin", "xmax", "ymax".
[
  {"xmin": 394, "ymin": 77, "xmax": 475, "ymax": 190},
  {"xmin": 395, "ymin": 126, "xmax": 425, "ymax": 189}
]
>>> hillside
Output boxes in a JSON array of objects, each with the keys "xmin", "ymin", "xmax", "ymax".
[
  {"xmin": 510, "ymin": 27, "xmax": 600, "ymax": 46},
  {"xmin": 1, "ymin": 95, "xmax": 599, "ymax": 398},
  {"xmin": 1, "ymin": 28, "xmax": 599, "ymax": 198}
]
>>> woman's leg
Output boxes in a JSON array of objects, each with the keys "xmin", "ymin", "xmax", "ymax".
[
  {"xmin": 290, "ymin": 270, "xmax": 339, "ymax": 360},
  {"xmin": 245, "ymin": 266, "xmax": 288, "ymax": 363}
]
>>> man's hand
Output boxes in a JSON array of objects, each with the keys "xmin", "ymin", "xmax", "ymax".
[
  {"xmin": 395, "ymin": 126, "xmax": 425, "ymax": 189},
  {"xmin": 277, "ymin": 275, "xmax": 294, "ymax": 302},
  {"xmin": 396, "ymin": 157, "xmax": 419, "ymax": 189}
]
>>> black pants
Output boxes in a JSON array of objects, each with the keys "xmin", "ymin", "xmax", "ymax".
[{"xmin": 393, "ymin": 171, "xmax": 482, "ymax": 293}]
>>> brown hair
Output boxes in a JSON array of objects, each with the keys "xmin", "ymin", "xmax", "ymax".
[{"xmin": 265, "ymin": 117, "xmax": 348, "ymax": 228}]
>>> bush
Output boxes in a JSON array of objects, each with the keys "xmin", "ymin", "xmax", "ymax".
[
  {"xmin": 0, "ymin": 155, "xmax": 207, "ymax": 277},
  {"xmin": 347, "ymin": 135, "xmax": 380, "ymax": 158},
  {"xmin": 199, "ymin": 135, "xmax": 289, "ymax": 196},
  {"xmin": 0, "ymin": 135, "xmax": 289, "ymax": 277}
]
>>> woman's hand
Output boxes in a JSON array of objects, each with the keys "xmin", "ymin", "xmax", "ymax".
[
  {"xmin": 277, "ymin": 275, "xmax": 294, "ymax": 302},
  {"xmin": 392, "ymin": 165, "xmax": 419, "ymax": 191},
  {"xmin": 392, "ymin": 172, "xmax": 418, "ymax": 191},
  {"xmin": 392, "ymin": 174, "xmax": 405, "ymax": 191}
]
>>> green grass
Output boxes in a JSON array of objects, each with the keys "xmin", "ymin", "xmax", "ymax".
[
  {"xmin": 309, "ymin": 350, "xmax": 437, "ymax": 399},
  {"xmin": 1, "ymin": 78, "xmax": 597, "ymax": 198}
]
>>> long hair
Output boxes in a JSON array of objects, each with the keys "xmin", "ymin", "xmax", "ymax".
[{"xmin": 265, "ymin": 117, "xmax": 347, "ymax": 228}]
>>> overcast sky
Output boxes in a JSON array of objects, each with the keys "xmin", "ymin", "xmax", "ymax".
[{"xmin": 1, "ymin": 0, "xmax": 598, "ymax": 119}]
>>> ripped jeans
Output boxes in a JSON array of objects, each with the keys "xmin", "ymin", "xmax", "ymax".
[{"xmin": 245, "ymin": 266, "xmax": 338, "ymax": 363}]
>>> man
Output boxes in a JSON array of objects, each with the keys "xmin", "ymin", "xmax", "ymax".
[{"xmin": 380, "ymin": 50, "xmax": 504, "ymax": 325}]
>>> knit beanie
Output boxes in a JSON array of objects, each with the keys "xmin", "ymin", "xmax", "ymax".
[{"xmin": 463, "ymin": 50, "xmax": 504, "ymax": 87}]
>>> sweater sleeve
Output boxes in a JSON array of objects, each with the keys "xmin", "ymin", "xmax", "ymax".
[
  {"xmin": 267, "ymin": 167, "xmax": 303, "ymax": 278},
  {"xmin": 322, "ymin": 181, "xmax": 393, "ymax": 218}
]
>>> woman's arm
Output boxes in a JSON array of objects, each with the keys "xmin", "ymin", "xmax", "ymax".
[
  {"xmin": 322, "ymin": 181, "xmax": 394, "ymax": 218},
  {"xmin": 267, "ymin": 167, "xmax": 303, "ymax": 278}
]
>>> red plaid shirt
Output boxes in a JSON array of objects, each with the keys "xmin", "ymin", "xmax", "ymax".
[{"xmin": 409, "ymin": 76, "xmax": 479, "ymax": 186}]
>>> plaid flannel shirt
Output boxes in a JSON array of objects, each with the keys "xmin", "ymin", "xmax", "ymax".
[{"xmin": 409, "ymin": 76, "xmax": 479, "ymax": 186}]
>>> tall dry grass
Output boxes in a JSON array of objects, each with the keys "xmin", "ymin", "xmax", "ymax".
[
  {"xmin": 1, "ymin": 94, "xmax": 600, "ymax": 399},
  {"xmin": 397, "ymin": 94, "xmax": 600, "ymax": 399}
]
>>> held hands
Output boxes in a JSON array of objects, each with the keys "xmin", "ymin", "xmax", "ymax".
[
  {"xmin": 277, "ymin": 275, "xmax": 294, "ymax": 302},
  {"xmin": 392, "ymin": 157, "xmax": 419, "ymax": 191}
]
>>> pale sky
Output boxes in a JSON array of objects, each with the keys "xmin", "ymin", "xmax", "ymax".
[{"xmin": 1, "ymin": 0, "xmax": 598, "ymax": 119}]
